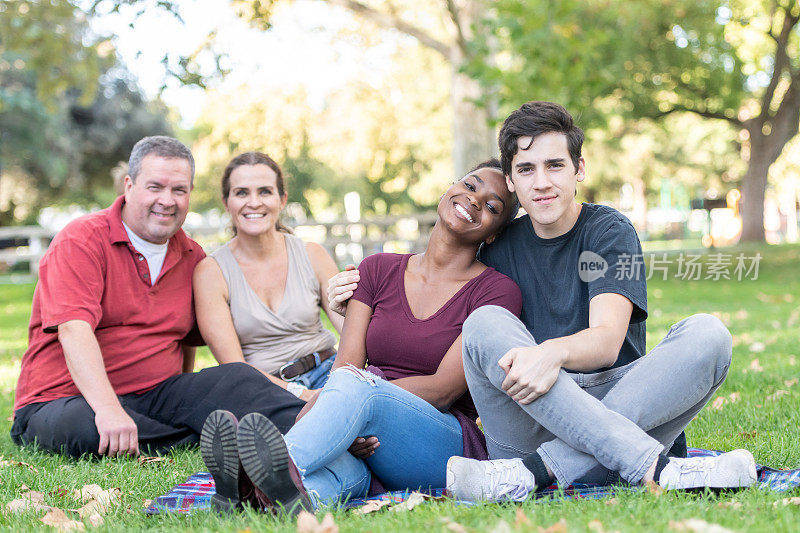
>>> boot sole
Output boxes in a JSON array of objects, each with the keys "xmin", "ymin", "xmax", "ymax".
[
  {"xmin": 237, "ymin": 412, "xmax": 313, "ymax": 517},
  {"xmin": 200, "ymin": 410, "xmax": 241, "ymax": 512}
]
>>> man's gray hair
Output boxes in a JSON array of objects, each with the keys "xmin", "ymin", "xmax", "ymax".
[{"xmin": 128, "ymin": 136, "xmax": 195, "ymax": 182}]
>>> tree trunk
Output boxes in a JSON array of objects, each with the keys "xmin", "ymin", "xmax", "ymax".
[
  {"xmin": 739, "ymin": 130, "xmax": 771, "ymax": 242},
  {"xmin": 450, "ymin": 68, "xmax": 496, "ymax": 176}
]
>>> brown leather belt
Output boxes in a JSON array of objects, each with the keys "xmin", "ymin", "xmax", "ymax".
[{"xmin": 279, "ymin": 347, "xmax": 337, "ymax": 380}]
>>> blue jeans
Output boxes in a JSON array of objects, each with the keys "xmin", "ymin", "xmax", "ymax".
[
  {"xmin": 462, "ymin": 306, "xmax": 732, "ymax": 486},
  {"xmin": 294, "ymin": 354, "xmax": 336, "ymax": 389},
  {"xmin": 283, "ymin": 366, "xmax": 464, "ymax": 506}
]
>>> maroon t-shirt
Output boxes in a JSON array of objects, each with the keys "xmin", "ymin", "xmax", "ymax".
[{"xmin": 351, "ymin": 253, "xmax": 522, "ymax": 459}]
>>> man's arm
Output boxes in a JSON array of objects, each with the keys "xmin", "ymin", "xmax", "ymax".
[
  {"xmin": 58, "ymin": 320, "xmax": 139, "ymax": 457},
  {"xmin": 499, "ymin": 292, "xmax": 633, "ymax": 404}
]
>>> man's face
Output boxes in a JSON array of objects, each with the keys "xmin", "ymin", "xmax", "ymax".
[
  {"xmin": 506, "ymin": 132, "xmax": 585, "ymax": 239},
  {"xmin": 122, "ymin": 155, "xmax": 193, "ymax": 244}
]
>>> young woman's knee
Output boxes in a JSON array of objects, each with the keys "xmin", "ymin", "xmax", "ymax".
[{"xmin": 325, "ymin": 366, "xmax": 381, "ymax": 400}]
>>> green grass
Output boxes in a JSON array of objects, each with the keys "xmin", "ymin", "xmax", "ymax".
[{"xmin": 0, "ymin": 243, "xmax": 798, "ymax": 531}]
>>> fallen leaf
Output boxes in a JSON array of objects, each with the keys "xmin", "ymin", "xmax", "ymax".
[
  {"xmin": 790, "ymin": 356, "xmax": 797, "ymax": 366},
  {"xmin": 142, "ymin": 499, "xmax": 153, "ymax": 509},
  {"xmin": 734, "ymin": 309, "xmax": 748, "ymax": 320},
  {"xmin": 85, "ymin": 513, "xmax": 104, "ymax": 527},
  {"xmin": 442, "ymin": 518, "xmax": 469, "ymax": 533},
  {"xmin": 787, "ymin": 308, "xmax": 800, "ymax": 327},
  {"xmin": 137, "ymin": 456, "xmax": 172, "ymax": 466},
  {"xmin": 711, "ymin": 397, "xmax": 727, "ymax": 410},
  {"xmin": 717, "ymin": 501, "xmax": 742, "ymax": 510},
  {"xmin": 588, "ymin": 519, "xmax": 605, "ymax": 533},
  {"xmin": 75, "ymin": 487, "xmax": 121, "ymax": 517},
  {"xmin": 669, "ymin": 518, "xmax": 734, "ymax": 533},
  {"xmin": 353, "ymin": 499, "xmax": 391, "ymax": 515},
  {"xmin": 767, "ymin": 390, "xmax": 789, "ymax": 401},
  {"xmin": 773, "ymin": 497, "xmax": 800, "ymax": 507},
  {"xmin": 645, "ymin": 480, "xmax": 664, "ymax": 496},
  {"xmin": 743, "ymin": 359, "xmax": 763, "ymax": 373},
  {"xmin": 73, "ymin": 484, "xmax": 103, "ymax": 503},
  {"xmin": 514, "ymin": 508, "xmax": 531, "ymax": 528},
  {"xmin": 51, "ymin": 488, "xmax": 70, "ymax": 498},
  {"xmin": 5, "ymin": 497, "xmax": 52, "ymax": 514},
  {"xmin": 489, "ymin": 520, "xmax": 512, "ymax": 533},
  {"xmin": 540, "ymin": 519, "xmax": 568, "ymax": 533},
  {"xmin": 40, "ymin": 508, "xmax": 85, "ymax": 532},
  {"xmin": 296, "ymin": 511, "xmax": 337, "ymax": 533},
  {"xmin": 0, "ymin": 458, "xmax": 39, "ymax": 473},
  {"xmin": 784, "ymin": 378, "xmax": 798, "ymax": 388},
  {"xmin": 727, "ymin": 392, "xmax": 740, "ymax": 402},
  {"xmin": 604, "ymin": 497, "xmax": 619, "ymax": 506},
  {"xmin": 389, "ymin": 492, "xmax": 430, "ymax": 512},
  {"xmin": 738, "ymin": 430, "xmax": 758, "ymax": 439}
]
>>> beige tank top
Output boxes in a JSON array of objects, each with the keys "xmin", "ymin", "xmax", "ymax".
[{"xmin": 211, "ymin": 234, "xmax": 337, "ymax": 375}]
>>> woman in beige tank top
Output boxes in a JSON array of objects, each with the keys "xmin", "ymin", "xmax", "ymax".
[{"xmin": 193, "ymin": 153, "xmax": 344, "ymax": 402}]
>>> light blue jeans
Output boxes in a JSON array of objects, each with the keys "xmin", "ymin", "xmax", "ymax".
[
  {"xmin": 293, "ymin": 354, "xmax": 336, "ymax": 389},
  {"xmin": 283, "ymin": 366, "xmax": 464, "ymax": 506},
  {"xmin": 462, "ymin": 306, "xmax": 732, "ymax": 486}
]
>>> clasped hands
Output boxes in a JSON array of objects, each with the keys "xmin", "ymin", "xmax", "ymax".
[{"xmin": 498, "ymin": 340, "xmax": 566, "ymax": 405}]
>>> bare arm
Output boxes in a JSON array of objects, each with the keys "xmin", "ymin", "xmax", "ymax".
[
  {"xmin": 306, "ymin": 242, "xmax": 345, "ymax": 334},
  {"xmin": 192, "ymin": 257, "xmax": 313, "ymax": 397},
  {"xmin": 326, "ymin": 265, "xmax": 360, "ymax": 317},
  {"xmin": 499, "ymin": 292, "xmax": 634, "ymax": 404},
  {"xmin": 330, "ymin": 299, "xmax": 372, "ymax": 371},
  {"xmin": 392, "ymin": 333, "xmax": 468, "ymax": 412},
  {"xmin": 58, "ymin": 320, "xmax": 138, "ymax": 457}
]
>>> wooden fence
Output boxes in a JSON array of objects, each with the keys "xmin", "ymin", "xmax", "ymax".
[{"xmin": 0, "ymin": 213, "xmax": 440, "ymax": 280}]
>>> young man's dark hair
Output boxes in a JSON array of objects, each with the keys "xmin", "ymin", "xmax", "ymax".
[{"xmin": 498, "ymin": 101, "xmax": 585, "ymax": 176}]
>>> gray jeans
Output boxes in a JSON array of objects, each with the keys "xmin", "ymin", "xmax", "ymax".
[{"xmin": 462, "ymin": 306, "xmax": 732, "ymax": 486}]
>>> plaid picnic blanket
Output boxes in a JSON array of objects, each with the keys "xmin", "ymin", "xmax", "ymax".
[{"xmin": 144, "ymin": 448, "xmax": 800, "ymax": 515}]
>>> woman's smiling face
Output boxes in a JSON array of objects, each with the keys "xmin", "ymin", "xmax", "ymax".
[{"xmin": 438, "ymin": 166, "xmax": 514, "ymax": 243}]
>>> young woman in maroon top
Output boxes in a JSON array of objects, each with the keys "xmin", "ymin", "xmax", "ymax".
[{"xmin": 200, "ymin": 159, "xmax": 523, "ymax": 513}]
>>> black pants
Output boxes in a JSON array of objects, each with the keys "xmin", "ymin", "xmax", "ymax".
[{"xmin": 10, "ymin": 363, "xmax": 304, "ymax": 459}]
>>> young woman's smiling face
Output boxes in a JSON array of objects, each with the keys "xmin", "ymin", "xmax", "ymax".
[
  {"xmin": 224, "ymin": 164, "xmax": 287, "ymax": 237},
  {"xmin": 438, "ymin": 166, "xmax": 514, "ymax": 243}
]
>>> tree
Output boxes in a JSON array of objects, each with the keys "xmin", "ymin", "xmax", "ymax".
[
  {"xmin": 472, "ymin": 0, "xmax": 799, "ymax": 242},
  {"xmin": 232, "ymin": 0, "xmax": 497, "ymax": 176}
]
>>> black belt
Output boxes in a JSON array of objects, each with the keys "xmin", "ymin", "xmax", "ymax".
[{"xmin": 279, "ymin": 348, "xmax": 336, "ymax": 380}]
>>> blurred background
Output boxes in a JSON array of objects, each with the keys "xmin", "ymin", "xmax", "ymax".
[{"xmin": 1, "ymin": 0, "xmax": 799, "ymax": 274}]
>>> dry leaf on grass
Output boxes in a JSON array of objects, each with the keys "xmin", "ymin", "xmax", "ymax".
[
  {"xmin": 6, "ymin": 487, "xmax": 52, "ymax": 514},
  {"xmin": 604, "ymin": 497, "xmax": 619, "ymax": 506},
  {"xmin": 784, "ymin": 378, "xmax": 798, "ymax": 388},
  {"xmin": 767, "ymin": 390, "xmax": 789, "ymax": 401},
  {"xmin": 772, "ymin": 497, "xmax": 800, "ymax": 507},
  {"xmin": 40, "ymin": 508, "xmax": 85, "ymax": 532},
  {"xmin": 540, "ymin": 518, "xmax": 568, "ymax": 533},
  {"xmin": 717, "ymin": 501, "xmax": 742, "ymax": 510},
  {"xmin": 738, "ymin": 430, "xmax": 758, "ymax": 439},
  {"xmin": 743, "ymin": 359, "xmax": 764, "ymax": 373},
  {"xmin": 749, "ymin": 343, "xmax": 765, "ymax": 353},
  {"xmin": 0, "ymin": 457, "xmax": 39, "ymax": 473},
  {"xmin": 588, "ymin": 519, "xmax": 605, "ymax": 532},
  {"xmin": 488, "ymin": 520, "xmax": 512, "ymax": 533},
  {"xmin": 515, "ymin": 508, "xmax": 531, "ymax": 528},
  {"xmin": 73, "ymin": 484, "xmax": 103, "ymax": 503},
  {"xmin": 669, "ymin": 518, "xmax": 734, "ymax": 533},
  {"xmin": 85, "ymin": 513, "xmax": 103, "ymax": 527},
  {"xmin": 645, "ymin": 480, "xmax": 664, "ymax": 496},
  {"xmin": 441, "ymin": 517, "xmax": 469, "ymax": 533},
  {"xmin": 142, "ymin": 499, "xmax": 153, "ymax": 509},
  {"xmin": 389, "ymin": 492, "xmax": 431, "ymax": 512},
  {"xmin": 137, "ymin": 456, "xmax": 173, "ymax": 467},
  {"xmin": 352, "ymin": 499, "xmax": 391, "ymax": 515},
  {"xmin": 74, "ymin": 487, "xmax": 120, "ymax": 517},
  {"xmin": 711, "ymin": 397, "xmax": 726, "ymax": 410},
  {"xmin": 296, "ymin": 511, "xmax": 338, "ymax": 533}
]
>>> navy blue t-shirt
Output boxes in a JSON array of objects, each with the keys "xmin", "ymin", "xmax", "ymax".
[{"xmin": 478, "ymin": 203, "xmax": 647, "ymax": 372}]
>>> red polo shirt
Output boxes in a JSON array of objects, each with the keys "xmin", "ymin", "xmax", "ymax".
[{"xmin": 14, "ymin": 196, "xmax": 206, "ymax": 411}]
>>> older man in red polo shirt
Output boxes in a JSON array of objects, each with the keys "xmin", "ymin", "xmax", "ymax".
[{"xmin": 11, "ymin": 136, "xmax": 304, "ymax": 459}]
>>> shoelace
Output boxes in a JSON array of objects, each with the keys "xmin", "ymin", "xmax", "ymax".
[
  {"xmin": 674, "ymin": 457, "xmax": 716, "ymax": 485},
  {"xmin": 484, "ymin": 461, "xmax": 531, "ymax": 500}
]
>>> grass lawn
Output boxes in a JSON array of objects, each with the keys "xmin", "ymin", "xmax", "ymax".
[{"xmin": 0, "ymin": 243, "xmax": 798, "ymax": 532}]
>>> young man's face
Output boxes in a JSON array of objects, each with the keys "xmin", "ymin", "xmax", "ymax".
[{"xmin": 506, "ymin": 132, "xmax": 585, "ymax": 239}]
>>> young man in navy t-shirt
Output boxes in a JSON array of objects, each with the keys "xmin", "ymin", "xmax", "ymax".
[{"xmin": 445, "ymin": 101, "xmax": 756, "ymax": 499}]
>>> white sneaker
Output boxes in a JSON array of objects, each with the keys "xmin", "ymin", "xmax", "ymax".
[
  {"xmin": 446, "ymin": 456, "xmax": 536, "ymax": 502},
  {"xmin": 658, "ymin": 449, "xmax": 757, "ymax": 490}
]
